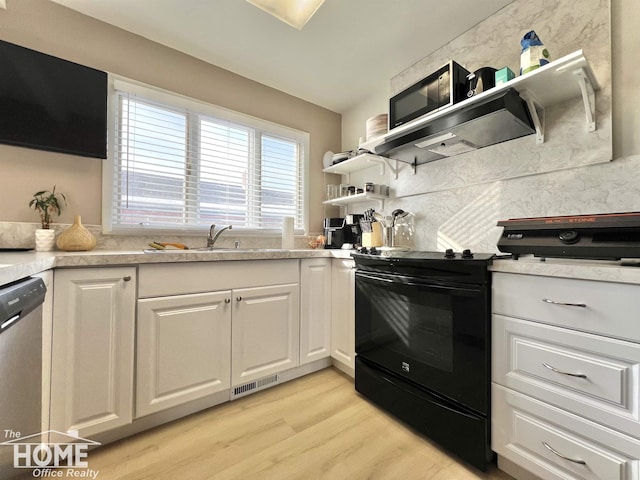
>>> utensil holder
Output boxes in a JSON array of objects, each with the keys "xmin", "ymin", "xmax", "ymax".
[{"xmin": 362, "ymin": 222, "xmax": 383, "ymax": 247}]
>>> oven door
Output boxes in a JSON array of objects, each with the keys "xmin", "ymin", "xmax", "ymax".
[{"xmin": 355, "ymin": 270, "xmax": 489, "ymax": 414}]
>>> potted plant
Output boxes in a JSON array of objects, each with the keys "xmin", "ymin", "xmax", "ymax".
[{"xmin": 29, "ymin": 186, "xmax": 66, "ymax": 251}]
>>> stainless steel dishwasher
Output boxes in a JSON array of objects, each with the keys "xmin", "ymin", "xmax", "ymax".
[{"xmin": 0, "ymin": 277, "xmax": 46, "ymax": 479}]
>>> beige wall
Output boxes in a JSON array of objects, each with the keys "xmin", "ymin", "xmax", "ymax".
[{"xmin": 0, "ymin": 0, "xmax": 341, "ymax": 233}]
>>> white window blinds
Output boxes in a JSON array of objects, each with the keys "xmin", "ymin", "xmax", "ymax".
[{"xmin": 106, "ymin": 79, "xmax": 307, "ymax": 234}]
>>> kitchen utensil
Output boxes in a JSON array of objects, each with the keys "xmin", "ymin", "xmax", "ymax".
[
  {"xmin": 372, "ymin": 212, "xmax": 386, "ymax": 226},
  {"xmin": 391, "ymin": 209, "xmax": 410, "ymax": 227},
  {"xmin": 153, "ymin": 241, "xmax": 189, "ymax": 249}
]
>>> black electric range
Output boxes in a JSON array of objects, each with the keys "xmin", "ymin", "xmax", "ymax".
[{"xmin": 352, "ymin": 247, "xmax": 503, "ymax": 471}]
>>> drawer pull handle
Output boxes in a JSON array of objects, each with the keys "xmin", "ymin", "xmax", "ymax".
[
  {"xmin": 236, "ymin": 296, "xmax": 242, "ymax": 302},
  {"xmin": 542, "ymin": 362, "xmax": 587, "ymax": 379},
  {"xmin": 224, "ymin": 298, "xmax": 231, "ymax": 304},
  {"xmin": 123, "ymin": 275, "xmax": 132, "ymax": 282},
  {"xmin": 542, "ymin": 298, "xmax": 587, "ymax": 308},
  {"xmin": 542, "ymin": 441, "xmax": 587, "ymax": 465}
]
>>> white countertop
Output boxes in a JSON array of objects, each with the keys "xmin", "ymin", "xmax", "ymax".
[
  {"xmin": 491, "ymin": 255, "xmax": 640, "ymax": 285},
  {"xmin": 0, "ymin": 248, "xmax": 356, "ymax": 286},
  {"xmin": 6, "ymin": 249, "xmax": 640, "ymax": 287}
]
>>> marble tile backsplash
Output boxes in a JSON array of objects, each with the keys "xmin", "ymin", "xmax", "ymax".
[
  {"xmin": 380, "ymin": 154, "xmax": 640, "ymax": 253},
  {"xmin": 388, "ymin": 0, "xmax": 612, "ymax": 196}
]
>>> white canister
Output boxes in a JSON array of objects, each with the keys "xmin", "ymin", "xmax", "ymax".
[{"xmin": 282, "ymin": 217, "xmax": 294, "ymax": 249}]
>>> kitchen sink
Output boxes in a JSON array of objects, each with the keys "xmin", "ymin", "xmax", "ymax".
[
  {"xmin": 193, "ymin": 247, "xmax": 287, "ymax": 252},
  {"xmin": 143, "ymin": 248, "xmax": 287, "ymax": 253}
]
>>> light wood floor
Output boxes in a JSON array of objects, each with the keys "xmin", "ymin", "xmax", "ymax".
[{"xmin": 86, "ymin": 368, "xmax": 514, "ymax": 479}]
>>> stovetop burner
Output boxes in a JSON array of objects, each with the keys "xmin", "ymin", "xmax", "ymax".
[
  {"xmin": 352, "ymin": 248, "xmax": 505, "ymax": 285},
  {"xmin": 353, "ymin": 247, "xmax": 500, "ymax": 262}
]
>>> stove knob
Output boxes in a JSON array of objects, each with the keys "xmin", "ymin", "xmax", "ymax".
[
  {"xmin": 359, "ymin": 247, "xmax": 369, "ymax": 254},
  {"xmin": 369, "ymin": 247, "xmax": 379, "ymax": 255},
  {"xmin": 461, "ymin": 249, "xmax": 474, "ymax": 259},
  {"xmin": 444, "ymin": 248, "xmax": 456, "ymax": 259}
]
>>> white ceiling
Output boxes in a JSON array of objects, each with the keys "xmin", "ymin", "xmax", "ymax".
[{"xmin": 51, "ymin": 0, "xmax": 513, "ymax": 113}]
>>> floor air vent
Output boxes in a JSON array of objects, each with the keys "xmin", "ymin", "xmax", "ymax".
[{"xmin": 231, "ymin": 374, "xmax": 280, "ymax": 399}]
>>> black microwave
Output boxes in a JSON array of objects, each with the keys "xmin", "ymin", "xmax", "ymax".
[{"xmin": 389, "ymin": 60, "xmax": 469, "ymax": 129}]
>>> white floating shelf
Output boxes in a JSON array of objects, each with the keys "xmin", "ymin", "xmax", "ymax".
[
  {"xmin": 323, "ymin": 192, "xmax": 388, "ymax": 209},
  {"xmin": 382, "ymin": 49, "xmax": 599, "ymax": 147},
  {"xmin": 505, "ymin": 49, "xmax": 599, "ymax": 106},
  {"xmin": 323, "ymin": 153, "xmax": 399, "ymax": 179}
]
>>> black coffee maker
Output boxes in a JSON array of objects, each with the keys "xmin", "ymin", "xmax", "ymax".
[{"xmin": 324, "ymin": 216, "xmax": 362, "ymax": 249}]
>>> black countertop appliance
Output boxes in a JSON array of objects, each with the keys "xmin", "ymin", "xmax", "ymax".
[
  {"xmin": 497, "ymin": 212, "xmax": 640, "ymax": 259},
  {"xmin": 324, "ymin": 217, "xmax": 361, "ymax": 249}
]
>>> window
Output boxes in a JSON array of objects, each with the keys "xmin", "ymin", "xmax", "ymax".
[{"xmin": 104, "ymin": 78, "xmax": 308, "ymax": 234}]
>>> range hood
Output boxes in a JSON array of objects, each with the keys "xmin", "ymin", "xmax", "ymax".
[{"xmin": 375, "ymin": 88, "xmax": 535, "ymax": 165}]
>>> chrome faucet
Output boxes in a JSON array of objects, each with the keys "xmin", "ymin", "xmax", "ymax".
[{"xmin": 207, "ymin": 224, "xmax": 233, "ymax": 248}]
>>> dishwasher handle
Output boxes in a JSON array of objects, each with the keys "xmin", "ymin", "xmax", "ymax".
[
  {"xmin": 0, "ymin": 277, "xmax": 46, "ymax": 333},
  {"xmin": 1, "ymin": 313, "xmax": 22, "ymax": 331}
]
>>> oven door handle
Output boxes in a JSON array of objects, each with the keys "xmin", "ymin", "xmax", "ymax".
[{"xmin": 356, "ymin": 272, "xmax": 482, "ymax": 296}]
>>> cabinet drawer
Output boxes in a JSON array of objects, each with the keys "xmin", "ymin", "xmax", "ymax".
[
  {"xmin": 493, "ymin": 315, "xmax": 640, "ymax": 439},
  {"xmin": 492, "ymin": 384, "xmax": 640, "ymax": 480},
  {"xmin": 139, "ymin": 260, "xmax": 299, "ymax": 298},
  {"xmin": 493, "ymin": 272, "xmax": 640, "ymax": 342}
]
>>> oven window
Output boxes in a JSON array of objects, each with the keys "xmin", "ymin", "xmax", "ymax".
[
  {"xmin": 360, "ymin": 280, "xmax": 453, "ymax": 372},
  {"xmin": 410, "ymin": 295, "xmax": 453, "ymax": 372}
]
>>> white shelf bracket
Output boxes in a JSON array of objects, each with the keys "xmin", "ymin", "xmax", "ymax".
[
  {"xmin": 574, "ymin": 67, "xmax": 596, "ymax": 132},
  {"xmin": 520, "ymin": 90, "xmax": 545, "ymax": 144},
  {"xmin": 380, "ymin": 157, "xmax": 399, "ymax": 179}
]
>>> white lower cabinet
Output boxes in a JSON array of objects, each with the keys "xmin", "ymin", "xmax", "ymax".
[
  {"xmin": 232, "ymin": 283, "xmax": 299, "ymax": 386},
  {"xmin": 299, "ymin": 258, "xmax": 332, "ymax": 365},
  {"xmin": 48, "ymin": 257, "xmax": 333, "ymax": 441},
  {"xmin": 136, "ymin": 291, "xmax": 232, "ymax": 417},
  {"xmin": 137, "ymin": 260, "xmax": 301, "ymax": 408},
  {"xmin": 492, "ymin": 271, "xmax": 640, "ymax": 480},
  {"xmin": 331, "ymin": 258, "xmax": 355, "ymax": 374},
  {"xmin": 50, "ymin": 267, "xmax": 136, "ymax": 438}
]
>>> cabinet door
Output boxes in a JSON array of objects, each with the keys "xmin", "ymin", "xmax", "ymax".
[
  {"xmin": 331, "ymin": 259, "xmax": 355, "ymax": 373},
  {"xmin": 136, "ymin": 291, "xmax": 232, "ymax": 417},
  {"xmin": 232, "ymin": 283, "xmax": 299, "ymax": 386},
  {"xmin": 50, "ymin": 267, "xmax": 136, "ymax": 438},
  {"xmin": 299, "ymin": 258, "xmax": 331, "ymax": 365}
]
